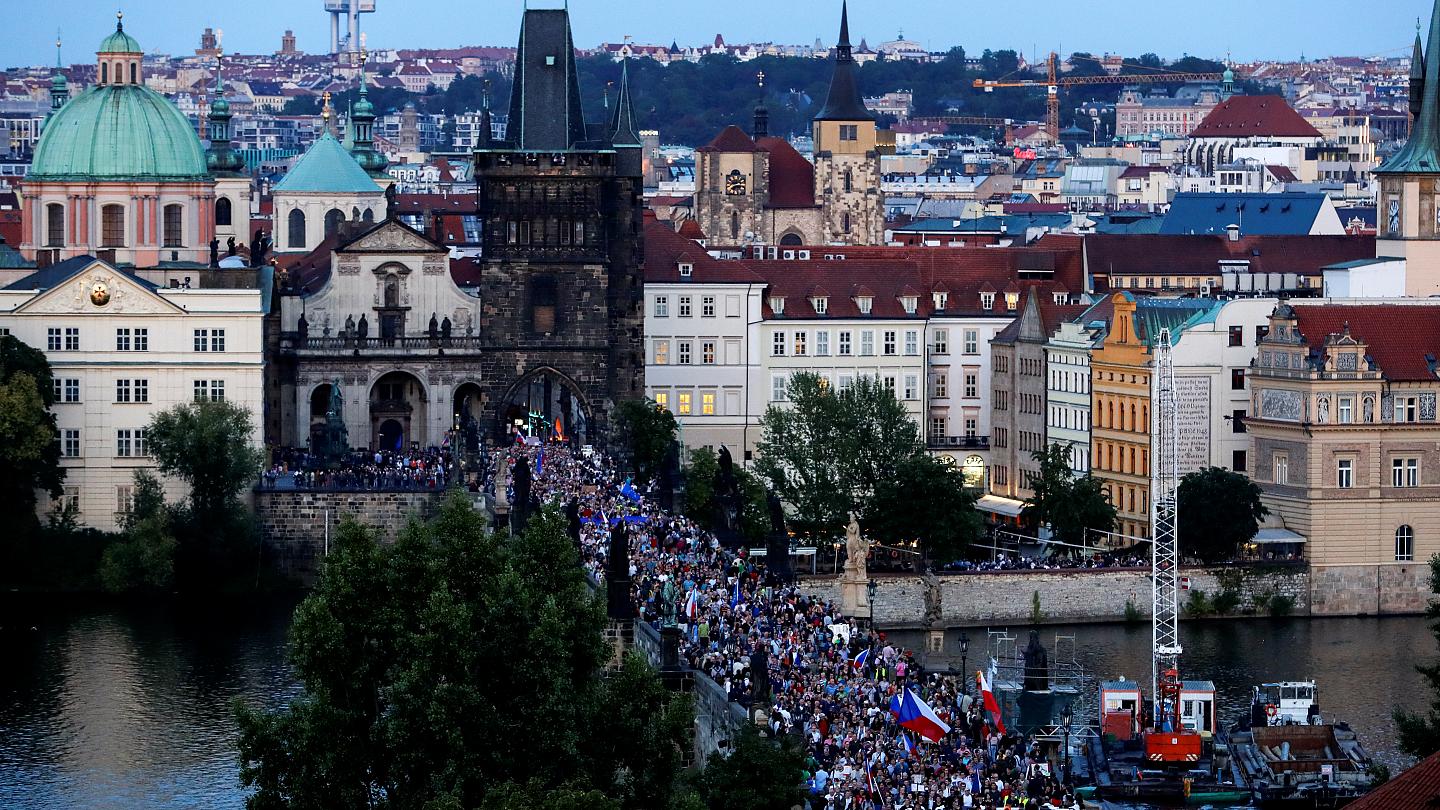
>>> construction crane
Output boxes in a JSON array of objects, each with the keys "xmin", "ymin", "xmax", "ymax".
[
  {"xmin": 972, "ymin": 52, "xmax": 1227, "ymax": 143},
  {"xmin": 1143, "ymin": 328, "xmax": 1201, "ymax": 765}
]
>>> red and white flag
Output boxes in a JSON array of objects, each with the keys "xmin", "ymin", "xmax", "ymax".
[{"xmin": 977, "ymin": 670, "xmax": 1007, "ymax": 735}]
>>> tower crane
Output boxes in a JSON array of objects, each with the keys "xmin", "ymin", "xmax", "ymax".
[
  {"xmin": 1143, "ymin": 328, "xmax": 1201, "ymax": 765},
  {"xmin": 972, "ymin": 52, "xmax": 1227, "ymax": 143}
]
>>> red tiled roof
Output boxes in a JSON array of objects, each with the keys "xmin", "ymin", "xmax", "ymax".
[
  {"xmin": 1084, "ymin": 233, "xmax": 1374, "ymax": 279},
  {"xmin": 756, "ymin": 136, "xmax": 816, "ymax": 208},
  {"xmin": 1345, "ymin": 749, "xmax": 1440, "ymax": 809},
  {"xmin": 1190, "ymin": 96, "xmax": 1322, "ymax": 139},
  {"xmin": 1266, "ymin": 164, "xmax": 1299, "ymax": 182},
  {"xmin": 677, "ymin": 219, "xmax": 706, "ymax": 239},
  {"xmin": 1119, "ymin": 165, "xmax": 1167, "ymax": 179},
  {"xmin": 642, "ymin": 215, "xmax": 763, "ymax": 284},
  {"xmin": 697, "ymin": 125, "xmax": 762, "ymax": 153},
  {"xmin": 1291, "ymin": 303, "xmax": 1440, "ymax": 382}
]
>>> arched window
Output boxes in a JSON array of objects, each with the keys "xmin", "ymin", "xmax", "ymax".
[
  {"xmin": 46, "ymin": 203, "xmax": 64, "ymax": 247},
  {"xmin": 130, "ymin": 63, "xmax": 137, "ymax": 85},
  {"xmin": 288, "ymin": 208, "xmax": 306, "ymax": 248},
  {"xmin": 324, "ymin": 208, "xmax": 344, "ymax": 237},
  {"xmin": 730, "ymin": 212, "xmax": 739, "ymax": 239},
  {"xmin": 162, "ymin": 204, "xmax": 184, "ymax": 247},
  {"xmin": 361, "ymin": 208, "xmax": 375, "ymax": 223},
  {"xmin": 101, "ymin": 63, "xmax": 108, "ymax": 84},
  {"xmin": 1397, "ymin": 525, "xmax": 1415, "ymax": 562},
  {"xmin": 844, "ymin": 169, "xmax": 853, "ymax": 193},
  {"xmin": 101, "ymin": 204, "xmax": 126, "ymax": 247},
  {"xmin": 779, "ymin": 232, "xmax": 803, "ymax": 246},
  {"xmin": 215, "ymin": 197, "xmax": 232, "ymax": 227}
]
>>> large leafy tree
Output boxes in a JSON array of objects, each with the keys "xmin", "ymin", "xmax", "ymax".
[
  {"xmin": 868, "ymin": 455, "xmax": 981, "ymax": 566},
  {"xmin": 1022, "ymin": 444, "xmax": 1117, "ymax": 547},
  {"xmin": 1177, "ymin": 466, "xmax": 1268, "ymax": 564},
  {"xmin": 0, "ymin": 335, "xmax": 64, "ymax": 517},
  {"xmin": 1396, "ymin": 555, "xmax": 1440, "ymax": 758},
  {"xmin": 236, "ymin": 495, "xmax": 694, "ymax": 809},
  {"xmin": 99, "ymin": 471, "xmax": 176, "ymax": 593},
  {"xmin": 147, "ymin": 399, "xmax": 263, "ymax": 520},
  {"xmin": 691, "ymin": 727, "xmax": 805, "ymax": 810},
  {"xmin": 614, "ymin": 399, "xmax": 678, "ymax": 483},
  {"xmin": 755, "ymin": 373, "xmax": 851, "ymax": 539}
]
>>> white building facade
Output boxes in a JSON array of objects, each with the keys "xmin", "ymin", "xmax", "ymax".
[{"xmin": 1045, "ymin": 319, "xmax": 1101, "ymax": 476}]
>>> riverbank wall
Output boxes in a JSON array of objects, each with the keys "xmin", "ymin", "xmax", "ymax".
[
  {"xmin": 254, "ymin": 490, "xmax": 445, "ymax": 580},
  {"xmin": 796, "ymin": 564, "xmax": 1314, "ymax": 627}
]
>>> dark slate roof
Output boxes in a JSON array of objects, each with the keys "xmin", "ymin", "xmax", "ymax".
[
  {"xmin": 814, "ymin": 1, "xmax": 874, "ymax": 122},
  {"xmin": 503, "ymin": 9, "xmax": 587, "ymax": 150},
  {"xmin": 5, "ymin": 255, "xmax": 157, "ymax": 291},
  {"xmin": 1189, "ymin": 95, "xmax": 1322, "ymax": 139},
  {"xmin": 1086, "ymin": 233, "xmax": 1375, "ymax": 277},
  {"xmin": 1291, "ymin": 303, "xmax": 1440, "ymax": 382},
  {"xmin": 1345, "ymin": 749, "xmax": 1440, "ymax": 809},
  {"xmin": 609, "ymin": 60, "xmax": 642, "ymax": 147},
  {"xmin": 1159, "ymin": 192, "xmax": 1331, "ymax": 236}
]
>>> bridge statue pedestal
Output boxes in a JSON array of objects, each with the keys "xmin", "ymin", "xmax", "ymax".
[{"xmin": 839, "ymin": 514, "xmax": 871, "ymax": 621}]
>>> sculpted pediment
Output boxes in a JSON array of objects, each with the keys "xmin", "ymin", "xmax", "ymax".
[
  {"xmin": 16, "ymin": 267, "xmax": 183, "ymax": 316},
  {"xmin": 341, "ymin": 221, "xmax": 445, "ymax": 255}
]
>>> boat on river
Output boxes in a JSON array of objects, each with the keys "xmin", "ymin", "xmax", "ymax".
[{"xmin": 1226, "ymin": 680, "xmax": 1377, "ymax": 809}]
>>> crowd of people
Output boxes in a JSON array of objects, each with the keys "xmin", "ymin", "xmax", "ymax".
[
  {"xmin": 260, "ymin": 447, "xmax": 452, "ymax": 491},
  {"xmin": 939, "ymin": 552, "xmax": 1148, "ymax": 574},
  {"xmin": 510, "ymin": 442, "xmax": 1080, "ymax": 810}
]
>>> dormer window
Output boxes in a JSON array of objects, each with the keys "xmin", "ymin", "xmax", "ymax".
[
  {"xmin": 1053, "ymin": 292, "xmax": 1068, "ymax": 305},
  {"xmin": 678, "ymin": 262, "xmax": 693, "ymax": 278},
  {"xmin": 980, "ymin": 292, "xmax": 995, "ymax": 311},
  {"xmin": 811, "ymin": 297, "xmax": 829, "ymax": 315},
  {"xmin": 856, "ymin": 296, "xmax": 873, "ymax": 315},
  {"xmin": 770, "ymin": 296, "xmax": 786, "ymax": 314},
  {"xmin": 1006, "ymin": 293, "xmax": 1020, "ymax": 311},
  {"xmin": 932, "ymin": 292, "xmax": 948, "ymax": 310},
  {"xmin": 901, "ymin": 296, "xmax": 918, "ymax": 315}
]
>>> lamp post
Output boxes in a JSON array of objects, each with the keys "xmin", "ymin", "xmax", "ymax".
[
  {"xmin": 866, "ymin": 577, "xmax": 878, "ymax": 629},
  {"xmin": 959, "ymin": 631, "xmax": 970, "ymax": 693},
  {"xmin": 1059, "ymin": 702, "xmax": 1073, "ymax": 786}
]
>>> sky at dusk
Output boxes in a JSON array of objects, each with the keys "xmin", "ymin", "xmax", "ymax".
[{"xmin": 2, "ymin": 0, "xmax": 1431, "ymax": 69}]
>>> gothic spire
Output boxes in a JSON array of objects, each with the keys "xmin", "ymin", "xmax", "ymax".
[
  {"xmin": 814, "ymin": 1, "xmax": 873, "ymax": 122},
  {"xmin": 506, "ymin": 7, "xmax": 588, "ymax": 150},
  {"xmin": 50, "ymin": 32, "xmax": 68, "ymax": 111},
  {"xmin": 609, "ymin": 58, "xmax": 641, "ymax": 147},
  {"xmin": 1381, "ymin": 0, "xmax": 1440, "ymax": 174},
  {"xmin": 1413, "ymin": 22, "xmax": 1427, "ymax": 124},
  {"xmin": 752, "ymin": 70, "xmax": 769, "ymax": 140}
]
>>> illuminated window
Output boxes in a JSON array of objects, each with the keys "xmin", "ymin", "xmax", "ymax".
[
  {"xmin": 701, "ymin": 392, "xmax": 716, "ymax": 415},
  {"xmin": 677, "ymin": 392, "xmax": 692, "ymax": 415}
]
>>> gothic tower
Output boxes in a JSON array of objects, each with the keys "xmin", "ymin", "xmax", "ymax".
[
  {"xmin": 812, "ymin": 1, "xmax": 884, "ymax": 246},
  {"xmin": 1376, "ymin": 0, "xmax": 1440, "ymax": 296}
]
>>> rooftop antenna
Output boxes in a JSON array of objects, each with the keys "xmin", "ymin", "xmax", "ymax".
[{"xmin": 214, "ymin": 29, "xmax": 224, "ymax": 92}]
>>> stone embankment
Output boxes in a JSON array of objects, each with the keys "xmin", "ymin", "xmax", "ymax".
[{"xmin": 255, "ymin": 489, "xmax": 445, "ymax": 580}]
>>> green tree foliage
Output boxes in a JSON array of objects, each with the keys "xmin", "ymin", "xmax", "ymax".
[
  {"xmin": 867, "ymin": 455, "xmax": 980, "ymax": 565},
  {"xmin": 1177, "ymin": 466, "xmax": 1268, "ymax": 564},
  {"xmin": 1396, "ymin": 554, "xmax": 1440, "ymax": 758},
  {"xmin": 692, "ymin": 726, "xmax": 805, "ymax": 810},
  {"xmin": 1022, "ymin": 444, "xmax": 1117, "ymax": 546},
  {"xmin": 147, "ymin": 400, "xmax": 263, "ymax": 521},
  {"xmin": 0, "ymin": 335, "xmax": 64, "ymax": 515},
  {"xmin": 684, "ymin": 448, "xmax": 719, "ymax": 522},
  {"xmin": 614, "ymin": 399, "xmax": 678, "ymax": 482},
  {"xmin": 99, "ymin": 471, "xmax": 176, "ymax": 593},
  {"xmin": 236, "ymin": 495, "xmax": 694, "ymax": 809}
]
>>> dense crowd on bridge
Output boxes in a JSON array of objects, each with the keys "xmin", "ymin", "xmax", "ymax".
[
  {"xmin": 507, "ymin": 442, "xmax": 1079, "ymax": 810},
  {"xmin": 939, "ymin": 552, "xmax": 1149, "ymax": 574},
  {"xmin": 261, "ymin": 447, "xmax": 452, "ymax": 491}
]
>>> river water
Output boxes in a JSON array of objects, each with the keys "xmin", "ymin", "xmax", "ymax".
[{"xmin": 0, "ymin": 598, "xmax": 1430, "ymax": 809}]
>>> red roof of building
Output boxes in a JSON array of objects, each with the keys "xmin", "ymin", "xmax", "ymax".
[
  {"xmin": 393, "ymin": 193, "xmax": 480, "ymax": 213},
  {"xmin": 697, "ymin": 125, "xmax": 762, "ymax": 153},
  {"xmin": 1291, "ymin": 303, "xmax": 1440, "ymax": 382},
  {"xmin": 677, "ymin": 219, "xmax": 706, "ymax": 239},
  {"xmin": 1084, "ymin": 233, "xmax": 1374, "ymax": 279},
  {"xmin": 1190, "ymin": 95, "xmax": 1322, "ymax": 139},
  {"xmin": 1119, "ymin": 165, "xmax": 1167, "ymax": 179},
  {"xmin": 756, "ymin": 135, "xmax": 816, "ymax": 208},
  {"xmin": 1344, "ymin": 749, "xmax": 1440, "ymax": 809},
  {"xmin": 642, "ymin": 214, "xmax": 763, "ymax": 284},
  {"xmin": 1266, "ymin": 165, "xmax": 1299, "ymax": 182}
]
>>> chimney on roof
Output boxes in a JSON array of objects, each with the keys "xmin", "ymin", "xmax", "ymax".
[{"xmin": 1226, "ymin": 223, "xmax": 1241, "ymax": 242}]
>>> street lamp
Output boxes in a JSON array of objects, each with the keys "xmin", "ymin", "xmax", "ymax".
[
  {"xmin": 866, "ymin": 577, "xmax": 878, "ymax": 629},
  {"xmin": 1059, "ymin": 702, "xmax": 1074, "ymax": 786},
  {"xmin": 959, "ymin": 631, "xmax": 970, "ymax": 693}
]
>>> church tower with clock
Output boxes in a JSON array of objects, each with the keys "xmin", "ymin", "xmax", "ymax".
[
  {"xmin": 1376, "ymin": 0, "xmax": 1440, "ymax": 296},
  {"xmin": 812, "ymin": 0, "xmax": 884, "ymax": 246}
]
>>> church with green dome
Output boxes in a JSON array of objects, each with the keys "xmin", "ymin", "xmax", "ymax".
[{"xmin": 21, "ymin": 14, "xmax": 252, "ymax": 266}]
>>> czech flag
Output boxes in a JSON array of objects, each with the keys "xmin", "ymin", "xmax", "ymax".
[
  {"xmin": 977, "ymin": 670, "xmax": 1007, "ymax": 735},
  {"xmin": 852, "ymin": 647, "xmax": 870, "ymax": 672},
  {"xmin": 900, "ymin": 730, "xmax": 917, "ymax": 758},
  {"xmin": 683, "ymin": 589, "xmax": 699, "ymax": 620},
  {"xmin": 890, "ymin": 688, "xmax": 951, "ymax": 743},
  {"xmin": 620, "ymin": 478, "xmax": 642, "ymax": 503}
]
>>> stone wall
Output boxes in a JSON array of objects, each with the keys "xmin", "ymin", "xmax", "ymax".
[
  {"xmin": 797, "ymin": 564, "xmax": 1314, "ymax": 627},
  {"xmin": 255, "ymin": 489, "xmax": 445, "ymax": 580},
  {"xmin": 1310, "ymin": 563, "xmax": 1432, "ymax": 616}
]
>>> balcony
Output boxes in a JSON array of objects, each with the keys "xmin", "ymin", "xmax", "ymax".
[
  {"xmin": 289, "ymin": 335, "xmax": 486, "ymax": 357},
  {"xmin": 927, "ymin": 435, "xmax": 990, "ymax": 451}
]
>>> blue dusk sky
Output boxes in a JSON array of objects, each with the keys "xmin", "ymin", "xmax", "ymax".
[{"xmin": 2, "ymin": 0, "xmax": 1431, "ymax": 69}]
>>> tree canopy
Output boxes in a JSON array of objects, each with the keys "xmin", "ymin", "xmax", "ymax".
[
  {"xmin": 0, "ymin": 335, "xmax": 64, "ymax": 517},
  {"xmin": 867, "ymin": 455, "xmax": 981, "ymax": 565},
  {"xmin": 146, "ymin": 400, "xmax": 263, "ymax": 520},
  {"xmin": 614, "ymin": 399, "xmax": 679, "ymax": 483},
  {"xmin": 236, "ymin": 495, "xmax": 696, "ymax": 809},
  {"xmin": 1021, "ymin": 444, "xmax": 1117, "ymax": 547},
  {"xmin": 1177, "ymin": 466, "xmax": 1268, "ymax": 564},
  {"xmin": 1396, "ymin": 554, "xmax": 1440, "ymax": 758}
]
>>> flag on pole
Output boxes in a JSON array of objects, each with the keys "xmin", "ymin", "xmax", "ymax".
[
  {"xmin": 730, "ymin": 578, "xmax": 742, "ymax": 608},
  {"xmin": 977, "ymin": 670, "xmax": 1007, "ymax": 735},
  {"xmin": 535, "ymin": 448, "xmax": 544, "ymax": 477},
  {"xmin": 852, "ymin": 647, "xmax": 871, "ymax": 672},
  {"xmin": 889, "ymin": 688, "xmax": 952, "ymax": 742},
  {"xmin": 620, "ymin": 478, "xmax": 641, "ymax": 503},
  {"xmin": 683, "ymin": 589, "xmax": 699, "ymax": 620},
  {"xmin": 900, "ymin": 730, "xmax": 916, "ymax": 758}
]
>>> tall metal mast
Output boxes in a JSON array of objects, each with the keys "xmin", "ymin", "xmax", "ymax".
[{"xmin": 1150, "ymin": 328, "xmax": 1182, "ymax": 700}]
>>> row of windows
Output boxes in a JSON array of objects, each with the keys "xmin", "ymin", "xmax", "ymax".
[
  {"xmin": 53, "ymin": 378, "xmax": 223, "ymax": 404},
  {"xmin": 45, "ymin": 203, "xmax": 187, "ymax": 249},
  {"xmin": 930, "ymin": 371, "xmax": 982, "ymax": 400},
  {"xmin": 927, "ymin": 415, "xmax": 980, "ymax": 439},
  {"xmin": 1299, "ymin": 456, "xmax": 1424, "ymax": 490},
  {"xmin": 653, "ymin": 295, "xmax": 737, "ymax": 319},
  {"xmin": 770, "ymin": 328, "xmax": 923, "ymax": 358},
  {"xmin": 1049, "ymin": 367, "xmax": 1090, "ymax": 394},
  {"xmin": 929, "ymin": 328, "xmax": 982, "ymax": 356},
  {"xmin": 45, "ymin": 328, "xmax": 226, "ymax": 353},
  {"xmin": 56, "ymin": 428, "xmax": 150, "ymax": 459},
  {"xmin": 769, "ymin": 372, "xmax": 921, "ymax": 403},
  {"xmin": 1049, "ymin": 404, "xmax": 1090, "ymax": 432},
  {"xmin": 1095, "ymin": 399, "xmax": 1150, "ymax": 432},
  {"xmin": 653, "ymin": 390, "xmax": 721, "ymax": 416},
  {"xmin": 1094, "ymin": 440, "xmax": 1149, "ymax": 477},
  {"xmin": 652, "ymin": 339, "xmax": 727, "ymax": 366}
]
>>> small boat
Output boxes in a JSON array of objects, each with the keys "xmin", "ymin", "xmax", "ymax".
[
  {"xmin": 1227, "ymin": 680, "xmax": 1377, "ymax": 809},
  {"xmin": 1075, "ymin": 778, "xmax": 1250, "ymax": 805}
]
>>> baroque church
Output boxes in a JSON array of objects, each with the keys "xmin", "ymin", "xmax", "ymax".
[
  {"xmin": 692, "ymin": 2, "xmax": 885, "ymax": 247},
  {"xmin": 269, "ymin": 5, "xmax": 644, "ymax": 451}
]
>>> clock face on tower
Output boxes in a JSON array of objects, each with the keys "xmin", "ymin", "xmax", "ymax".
[
  {"xmin": 725, "ymin": 169, "xmax": 747, "ymax": 196},
  {"xmin": 1388, "ymin": 198, "xmax": 1401, "ymax": 235}
]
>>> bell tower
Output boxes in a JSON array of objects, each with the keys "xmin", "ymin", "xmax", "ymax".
[
  {"xmin": 812, "ymin": 1, "xmax": 883, "ymax": 245},
  {"xmin": 1376, "ymin": 0, "xmax": 1440, "ymax": 296}
]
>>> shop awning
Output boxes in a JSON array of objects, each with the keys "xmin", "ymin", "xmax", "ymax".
[
  {"xmin": 1253, "ymin": 528, "xmax": 1306, "ymax": 544},
  {"xmin": 976, "ymin": 495, "xmax": 1026, "ymax": 518}
]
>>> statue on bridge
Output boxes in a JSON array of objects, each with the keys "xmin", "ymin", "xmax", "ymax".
[
  {"xmin": 843, "ymin": 512, "xmax": 869, "ymax": 579},
  {"xmin": 659, "ymin": 576, "xmax": 680, "ymax": 627},
  {"xmin": 606, "ymin": 519, "xmax": 634, "ymax": 620},
  {"xmin": 510, "ymin": 456, "xmax": 533, "ymax": 535},
  {"xmin": 765, "ymin": 490, "xmax": 793, "ymax": 584},
  {"xmin": 312, "ymin": 380, "xmax": 349, "ymax": 465},
  {"xmin": 1023, "ymin": 630, "xmax": 1051, "ymax": 693}
]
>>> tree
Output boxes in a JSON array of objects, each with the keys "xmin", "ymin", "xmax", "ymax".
[
  {"xmin": 99, "ymin": 471, "xmax": 176, "ymax": 593},
  {"xmin": 146, "ymin": 400, "xmax": 263, "ymax": 520},
  {"xmin": 867, "ymin": 455, "xmax": 980, "ymax": 566},
  {"xmin": 1177, "ymin": 466, "xmax": 1268, "ymax": 564},
  {"xmin": 691, "ymin": 726, "xmax": 805, "ymax": 810},
  {"xmin": 236, "ymin": 494, "xmax": 694, "ymax": 809},
  {"xmin": 684, "ymin": 448, "xmax": 719, "ymax": 522},
  {"xmin": 614, "ymin": 399, "xmax": 678, "ymax": 483},
  {"xmin": 1022, "ymin": 444, "xmax": 1116, "ymax": 547},
  {"xmin": 280, "ymin": 95, "xmax": 319, "ymax": 116},
  {"xmin": 1396, "ymin": 554, "xmax": 1440, "ymax": 758},
  {"xmin": 0, "ymin": 335, "xmax": 64, "ymax": 517}
]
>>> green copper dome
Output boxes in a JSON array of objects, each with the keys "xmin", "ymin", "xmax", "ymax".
[
  {"xmin": 99, "ymin": 25, "xmax": 142, "ymax": 54},
  {"xmin": 30, "ymin": 85, "xmax": 210, "ymax": 181}
]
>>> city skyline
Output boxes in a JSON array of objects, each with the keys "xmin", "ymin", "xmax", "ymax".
[{"xmin": 2, "ymin": 0, "xmax": 1430, "ymax": 69}]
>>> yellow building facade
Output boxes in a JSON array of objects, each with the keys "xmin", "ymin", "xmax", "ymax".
[{"xmin": 1090, "ymin": 293, "xmax": 1152, "ymax": 541}]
